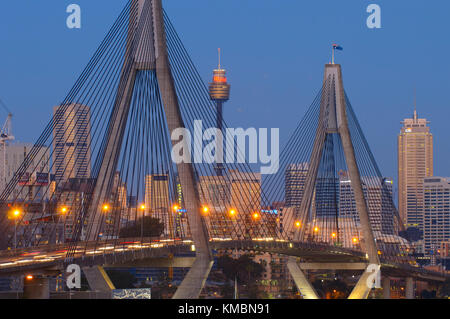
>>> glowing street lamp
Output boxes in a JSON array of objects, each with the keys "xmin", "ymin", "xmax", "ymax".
[
  {"xmin": 229, "ymin": 209, "xmax": 237, "ymax": 217},
  {"xmin": 331, "ymin": 232, "xmax": 337, "ymax": 239},
  {"xmin": 173, "ymin": 204, "xmax": 180, "ymax": 212},
  {"xmin": 60, "ymin": 206, "xmax": 68, "ymax": 215},
  {"xmin": 294, "ymin": 221, "xmax": 301, "ymax": 229},
  {"xmin": 252, "ymin": 212, "xmax": 261, "ymax": 221},
  {"xmin": 352, "ymin": 237, "xmax": 359, "ymax": 244},
  {"xmin": 202, "ymin": 206, "xmax": 209, "ymax": 215},
  {"xmin": 314, "ymin": 226, "xmax": 319, "ymax": 233},
  {"xmin": 9, "ymin": 209, "xmax": 22, "ymax": 250},
  {"xmin": 102, "ymin": 204, "xmax": 110, "ymax": 212}
]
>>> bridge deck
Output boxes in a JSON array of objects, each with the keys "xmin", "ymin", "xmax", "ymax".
[{"xmin": 0, "ymin": 238, "xmax": 447, "ymax": 283}]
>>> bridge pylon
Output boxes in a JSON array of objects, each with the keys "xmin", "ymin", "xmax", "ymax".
[
  {"xmin": 84, "ymin": 0, "xmax": 212, "ymax": 298},
  {"xmin": 289, "ymin": 63, "xmax": 380, "ymax": 299}
]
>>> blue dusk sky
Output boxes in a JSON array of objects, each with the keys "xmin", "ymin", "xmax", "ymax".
[{"xmin": 0, "ymin": 0, "xmax": 449, "ymax": 192}]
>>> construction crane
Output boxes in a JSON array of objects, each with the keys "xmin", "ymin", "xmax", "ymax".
[{"xmin": 0, "ymin": 97, "xmax": 14, "ymax": 192}]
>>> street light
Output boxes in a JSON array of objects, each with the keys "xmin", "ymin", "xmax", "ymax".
[
  {"xmin": 352, "ymin": 237, "xmax": 359, "ymax": 244},
  {"xmin": 9, "ymin": 208, "xmax": 22, "ymax": 250},
  {"xmin": 229, "ymin": 209, "xmax": 237, "ymax": 217},
  {"xmin": 202, "ymin": 206, "xmax": 209, "ymax": 215},
  {"xmin": 59, "ymin": 206, "xmax": 69, "ymax": 244},
  {"xmin": 102, "ymin": 204, "xmax": 110, "ymax": 212},
  {"xmin": 294, "ymin": 221, "xmax": 301, "ymax": 228},
  {"xmin": 252, "ymin": 212, "xmax": 261, "ymax": 221}
]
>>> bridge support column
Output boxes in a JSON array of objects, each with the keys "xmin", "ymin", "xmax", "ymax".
[
  {"xmin": 382, "ymin": 277, "xmax": 391, "ymax": 299},
  {"xmin": 172, "ymin": 253, "xmax": 214, "ymax": 299},
  {"xmin": 23, "ymin": 276, "xmax": 50, "ymax": 299},
  {"xmin": 348, "ymin": 265, "xmax": 379, "ymax": 299},
  {"xmin": 287, "ymin": 257, "xmax": 319, "ymax": 299},
  {"xmin": 82, "ymin": 266, "xmax": 115, "ymax": 298},
  {"xmin": 405, "ymin": 277, "xmax": 414, "ymax": 299},
  {"xmin": 152, "ymin": 0, "xmax": 213, "ymax": 299}
]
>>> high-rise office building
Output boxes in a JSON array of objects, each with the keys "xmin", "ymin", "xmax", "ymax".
[
  {"xmin": 423, "ymin": 177, "xmax": 450, "ymax": 257},
  {"xmin": 53, "ymin": 103, "xmax": 91, "ymax": 185},
  {"xmin": 198, "ymin": 175, "xmax": 231, "ymax": 236},
  {"xmin": 198, "ymin": 171, "xmax": 262, "ymax": 238},
  {"xmin": 0, "ymin": 143, "xmax": 50, "ymax": 201},
  {"xmin": 285, "ymin": 163, "xmax": 308, "ymax": 207},
  {"xmin": 315, "ymin": 177, "xmax": 339, "ymax": 218},
  {"xmin": 230, "ymin": 169, "xmax": 262, "ymax": 238},
  {"xmin": 398, "ymin": 109, "xmax": 433, "ymax": 230},
  {"xmin": 339, "ymin": 173, "xmax": 395, "ymax": 234},
  {"xmin": 198, "ymin": 175, "xmax": 230, "ymax": 210},
  {"xmin": 144, "ymin": 174, "xmax": 171, "ymax": 236},
  {"xmin": 364, "ymin": 177, "xmax": 395, "ymax": 235},
  {"xmin": 229, "ymin": 169, "xmax": 261, "ymax": 216}
]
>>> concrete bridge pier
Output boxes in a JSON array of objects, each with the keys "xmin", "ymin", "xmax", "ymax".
[
  {"xmin": 405, "ymin": 277, "xmax": 414, "ymax": 299},
  {"xmin": 23, "ymin": 276, "xmax": 50, "ymax": 299},
  {"xmin": 382, "ymin": 277, "xmax": 391, "ymax": 299},
  {"xmin": 287, "ymin": 257, "xmax": 319, "ymax": 299},
  {"xmin": 82, "ymin": 266, "xmax": 115, "ymax": 298}
]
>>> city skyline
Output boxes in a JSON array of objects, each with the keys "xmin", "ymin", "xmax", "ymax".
[
  {"xmin": 1, "ymin": 1, "xmax": 450, "ymax": 188},
  {"xmin": 0, "ymin": 0, "xmax": 448, "ymax": 301}
]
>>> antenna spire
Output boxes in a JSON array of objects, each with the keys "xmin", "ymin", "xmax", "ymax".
[
  {"xmin": 413, "ymin": 88, "xmax": 418, "ymax": 121},
  {"xmin": 218, "ymin": 48, "xmax": 221, "ymax": 69}
]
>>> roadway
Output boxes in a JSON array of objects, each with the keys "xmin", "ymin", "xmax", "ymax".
[{"xmin": 0, "ymin": 238, "xmax": 447, "ymax": 283}]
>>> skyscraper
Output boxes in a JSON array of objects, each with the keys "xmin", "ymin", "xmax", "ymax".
[
  {"xmin": 229, "ymin": 169, "xmax": 262, "ymax": 239},
  {"xmin": 398, "ymin": 108, "xmax": 433, "ymax": 230},
  {"xmin": 230, "ymin": 169, "xmax": 261, "ymax": 217},
  {"xmin": 198, "ymin": 175, "xmax": 231, "ymax": 236},
  {"xmin": 338, "ymin": 173, "xmax": 395, "ymax": 235},
  {"xmin": 52, "ymin": 103, "xmax": 91, "ymax": 185},
  {"xmin": 0, "ymin": 143, "xmax": 50, "ymax": 201},
  {"xmin": 144, "ymin": 174, "xmax": 171, "ymax": 236},
  {"xmin": 285, "ymin": 163, "xmax": 308, "ymax": 207},
  {"xmin": 423, "ymin": 177, "xmax": 450, "ymax": 259}
]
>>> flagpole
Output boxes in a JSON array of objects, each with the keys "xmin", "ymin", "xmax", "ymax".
[{"xmin": 332, "ymin": 46, "xmax": 335, "ymax": 64}]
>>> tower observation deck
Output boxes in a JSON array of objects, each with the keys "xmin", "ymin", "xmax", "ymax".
[{"xmin": 209, "ymin": 49, "xmax": 230, "ymax": 176}]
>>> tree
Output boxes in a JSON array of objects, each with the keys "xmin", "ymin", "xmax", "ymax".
[
  {"xmin": 216, "ymin": 254, "xmax": 266, "ymax": 298},
  {"xmin": 217, "ymin": 254, "xmax": 265, "ymax": 285},
  {"xmin": 150, "ymin": 274, "xmax": 177, "ymax": 299},
  {"xmin": 119, "ymin": 216, "xmax": 164, "ymax": 238},
  {"xmin": 437, "ymin": 281, "xmax": 450, "ymax": 298},
  {"xmin": 105, "ymin": 269, "xmax": 137, "ymax": 289}
]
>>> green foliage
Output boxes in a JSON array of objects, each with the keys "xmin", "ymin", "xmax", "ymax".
[
  {"xmin": 437, "ymin": 281, "xmax": 450, "ymax": 298},
  {"xmin": 119, "ymin": 216, "xmax": 164, "ymax": 238},
  {"xmin": 219, "ymin": 284, "xmax": 234, "ymax": 299},
  {"xmin": 149, "ymin": 274, "xmax": 177, "ymax": 299},
  {"xmin": 217, "ymin": 254, "xmax": 265, "ymax": 285},
  {"xmin": 105, "ymin": 269, "xmax": 137, "ymax": 289},
  {"xmin": 216, "ymin": 254, "xmax": 267, "ymax": 299}
]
